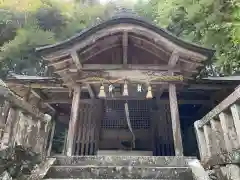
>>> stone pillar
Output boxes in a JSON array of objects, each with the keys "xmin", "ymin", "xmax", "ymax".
[
  {"xmin": 194, "ymin": 120, "xmax": 207, "ymax": 161},
  {"xmin": 230, "ymin": 104, "xmax": 240, "ymax": 145},
  {"xmin": 35, "ymin": 120, "xmax": 42, "ymax": 153},
  {"xmin": 0, "ymin": 101, "xmax": 10, "ymax": 139},
  {"xmin": 219, "ymin": 112, "xmax": 240, "ymax": 151},
  {"xmin": 203, "ymin": 123, "xmax": 215, "ymax": 157},
  {"xmin": 66, "ymin": 86, "xmax": 81, "ymax": 156},
  {"xmin": 168, "ymin": 84, "xmax": 183, "ymax": 156},
  {"xmin": 210, "ymin": 118, "xmax": 226, "ymax": 153},
  {"xmin": 1, "ymin": 107, "xmax": 18, "ymax": 148},
  {"xmin": 42, "ymin": 114, "xmax": 51, "ymax": 159}
]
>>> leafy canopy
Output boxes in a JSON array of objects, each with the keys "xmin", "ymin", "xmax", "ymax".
[{"xmin": 0, "ymin": 0, "xmax": 239, "ymax": 78}]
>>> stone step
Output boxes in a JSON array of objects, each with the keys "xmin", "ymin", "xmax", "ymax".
[
  {"xmin": 53, "ymin": 156, "xmax": 194, "ymax": 167},
  {"xmin": 44, "ymin": 179, "xmax": 186, "ymax": 180},
  {"xmin": 44, "ymin": 166, "xmax": 193, "ymax": 179}
]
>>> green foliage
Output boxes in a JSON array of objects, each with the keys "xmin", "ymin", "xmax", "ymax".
[
  {"xmin": 0, "ymin": 0, "xmax": 239, "ymax": 78},
  {"xmin": 139, "ymin": 0, "xmax": 240, "ymax": 76},
  {"xmin": 0, "ymin": 0, "xmax": 107, "ymax": 78}
]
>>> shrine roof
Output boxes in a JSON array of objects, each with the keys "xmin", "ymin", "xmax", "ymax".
[{"xmin": 36, "ymin": 9, "xmax": 215, "ymax": 59}]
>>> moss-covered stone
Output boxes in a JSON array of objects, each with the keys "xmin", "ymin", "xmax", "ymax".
[{"xmin": 0, "ymin": 145, "xmax": 42, "ymax": 179}]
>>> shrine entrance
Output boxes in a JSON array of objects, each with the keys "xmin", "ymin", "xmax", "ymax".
[
  {"xmin": 36, "ymin": 11, "xmax": 214, "ymax": 157},
  {"xmin": 71, "ymin": 99, "xmax": 175, "ymax": 156},
  {"xmin": 100, "ymin": 100, "xmax": 174, "ymax": 156}
]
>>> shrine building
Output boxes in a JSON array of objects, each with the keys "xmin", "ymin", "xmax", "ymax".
[{"xmin": 4, "ymin": 11, "xmax": 239, "ymax": 158}]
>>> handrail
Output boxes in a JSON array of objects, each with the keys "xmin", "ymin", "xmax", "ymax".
[
  {"xmin": 197, "ymin": 85, "xmax": 240, "ymax": 128},
  {"xmin": 0, "ymin": 85, "xmax": 46, "ymax": 122}
]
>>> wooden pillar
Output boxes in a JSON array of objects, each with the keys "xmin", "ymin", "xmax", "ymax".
[
  {"xmin": 66, "ymin": 86, "xmax": 81, "ymax": 156},
  {"xmin": 47, "ymin": 120, "xmax": 56, "ymax": 156},
  {"xmin": 168, "ymin": 84, "xmax": 183, "ymax": 156},
  {"xmin": 62, "ymin": 129, "xmax": 67, "ymax": 155}
]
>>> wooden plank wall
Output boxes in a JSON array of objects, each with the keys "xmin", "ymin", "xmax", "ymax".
[
  {"xmin": 151, "ymin": 103, "xmax": 175, "ymax": 156},
  {"xmin": 74, "ymin": 100, "xmax": 103, "ymax": 155}
]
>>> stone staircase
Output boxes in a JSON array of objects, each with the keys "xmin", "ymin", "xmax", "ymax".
[{"xmin": 42, "ymin": 156, "xmax": 208, "ymax": 180}]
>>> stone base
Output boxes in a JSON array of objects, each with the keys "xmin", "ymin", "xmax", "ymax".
[{"xmin": 97, "ymin": 150, "xmax": 153, "ymax": 156}]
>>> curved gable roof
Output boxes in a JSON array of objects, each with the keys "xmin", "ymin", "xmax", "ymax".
[{"xmin": 36, "ymin": 10, "xmax": 215, "ymax": 60}]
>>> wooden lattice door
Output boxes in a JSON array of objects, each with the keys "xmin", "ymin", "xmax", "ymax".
[
  {"xmin": 74, "ymin": 100, "xmax": 104, "ymax": 155},
  {"xmin": 151, "ymin": 103, "xmax": 175, "ymax": 156},
  {"xmin": 100, "ymin": 100, "xmax": 152, "ymax": 150}
]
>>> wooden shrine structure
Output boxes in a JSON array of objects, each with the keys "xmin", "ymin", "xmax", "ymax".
[
  {"xmin": 2, "ymin": 10, "xmax": 240, "ymax": 180},
  {"xmin": 34, "ymin": 11, "xmax": 216, "ymax": 157}
]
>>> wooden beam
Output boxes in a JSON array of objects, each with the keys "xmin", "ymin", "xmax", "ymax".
[
  {"xmin": 79, "ymin": 35, "xmax": 121, "ymax": 55},
  {"xmin": 130, "ymin": 35, "xmax": 169, "ymax": 58},
  {"xmin": 81, "ymin": 44, "xmax": 121, "ymax": 63},
  {"xmin": 133, "ymin": 44, "xmax": 166, "ymax": 62},
  {"xmin": 81, "ymin": 64, "xmax": 182, "ymax": 71},
  {"xmin": 198, "ymin": 85, "xmax": 240, "ymax": 128},
  {"xmin": 31, "ymin": 89, "xmax": 56, "ymax": 112},
  {"xmin": 169, "ymin": 84, "xmax": 183, "ymax": 156},
  {"xmin": 86, "ymin": 84, "xmax": 95, "ymax": 98},
  {"xmin": 66, "ymin": 86, "xmax": 81, "ymax": 156},
  {"xmin": 48, "ymin": 58, "xmax": 72, "ymax": 67},
  {"xmin": 168, "ymin": 50, "xmax": 179, "ymax": 66},
  {"xmin": 42, "ymin": 24, "xmax": 206, "ymax": 61},
  {"xmin": 43, "ymin": 98, "xmax": 212, "ymax": 104},
  {"xmin": 122, "ymin": 31, "xmax": 128, "ymax": 67},
  {"xmin": 180, "ymin": 58, "xmax": 203, "ymax": 66},
  {"xmin": 70, "ymin": 51, "xmax": 95, "ymax": 97},
  {"xmin": 44, "ymin": 53, "xmax": 69, "ymax": 61},
  {"xmin": 7, "ymin": 83, "xmax": 65, "ymax": 89},
  {"xmin": 70, "ymin": 50, "xmax": 82, "ymax": 69},
  {"xmin": 76, "ymin": 80, "xmax": 183, "ymax": 85}
]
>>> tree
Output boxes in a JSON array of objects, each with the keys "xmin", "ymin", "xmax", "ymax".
[
  {"xmin": 139, "ymin": 0, "xmax": 240, "ymax": 76},
  {"xmin": 0, "ymin": 0, "xmax": 108, "ymax": 78},
  {"xmin": 0, "ymin": 0, "xmax": 239, "ymax": 78}
]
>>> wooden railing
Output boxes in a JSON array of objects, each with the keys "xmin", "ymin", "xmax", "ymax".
[
  {"xmin": 195, "ymin": 85, "xmax": 240, "ymax": 179},
  {"xmin": 0, "ymin": 82, "xmax": 52, "ymax": 159}
]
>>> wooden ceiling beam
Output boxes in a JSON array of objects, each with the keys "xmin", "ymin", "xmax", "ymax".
[
  {"xmin": 44, "ymin": 98, "xmax": 212, "ymax": 105},
  {"xmin": 79, "ymin": 35, "xmax": 121, "ymax": 55},
  {"xmin": 81, "ymin": 44, "xmax": 121, "ymax": 63},
  {"xmin": 122, "ymin": 31, "xmax": 128, "ymax": 67},
  {"xmin": 44, "ymin": 53, "xmax": 69, "ymax": 62},
  {"xmin": 71, "ymin": 50, "xmax": 82, "ymax": 69},
  {"xmin": 42, "ymin": 24, "xmax": 206, "ymax": 61},
  {"xmin": 81, "ymin": 64, "xmax": 182, "ymax": 71},
  {"xmin": 168, "ymin": 50, "xmax": 179, "ymax": 66},
  {"xmin": 70, "ymin": 50, "xmax": 95, "ymax": 98},
  {"xmin": 76, "ymin": 80, "xmax": 182, "ymax": 85},
  {"xmin": 133, "ymin": 44, "xmax": 167, "ymax": 62},
  {"xmin": 130, "ymin": 35, "xmax": 169, "ymax": 57},
  {"xmin": 31, "ymin": 89, "xmax": 56, "ymax": 112},
  {"xmin": 86, "ymin": 84, "xmax": 95, "ymax": 98},
  {"xmin": 180, "ymin": 58, "xmax": 204, "ymax": 66},
  {"xmin": 48, "ymin": 58, "xmax": 72, "ymax": 67}
]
